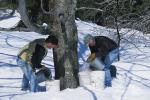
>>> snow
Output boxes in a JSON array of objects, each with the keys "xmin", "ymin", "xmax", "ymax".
[
  {"xmin": 0, "ymin": 14, "xmax": 150, "ymax": 100},
  {"xmin": 13, "ymin": 87, "xmax": 113, "ymax": 100},
  {"xmin": 0, "ymin": 11, "xmax": 20, "ymax": 29},
  {"xmin": 0, "ymin": 17, "xmax": 20, "ymax": 28}
]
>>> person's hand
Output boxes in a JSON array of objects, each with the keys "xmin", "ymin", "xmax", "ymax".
[
  {"xmin": 86, "ymin": 53, "xmax": 96, "ymax": 63},
  {"xmin": 42, "ymin": 66, "xmax": 52, "ymax": 80},
  {"xmin": 34, "ymin": 65, "xmax": 46, "ymax": 73},
  {"xmin": 41, "ymin": 65, "xmax": 46, "ymax": 69},
  {"xmin": 32, "ymin": 68, "xmax": 36, "ymax": 72},
  {"xmin": 86, "ymin": 57, "xmax": 93, "ymax": 63}
]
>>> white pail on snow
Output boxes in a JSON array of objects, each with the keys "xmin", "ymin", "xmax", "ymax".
[
  {"xmin": 78, "ymin": 71, "xmax": 91, "ymax": 86},
  {"xmin": 90, "ymin": 71, "xmax": 105, "ymax": 90},
  {"xmin": 91, "ymin": 58, "xmax": 105, "ymax": 70},
  {"xmin": 46, "ymin": 80, "xmax": 60, "ymax": 92}
]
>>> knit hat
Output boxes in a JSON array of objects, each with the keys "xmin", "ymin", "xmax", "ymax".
[{"xmin": 83, "ymin": 34, "xmax": 93, "ymax": 45}]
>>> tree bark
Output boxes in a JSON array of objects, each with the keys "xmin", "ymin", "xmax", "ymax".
[
  {"xmin": 18, "ymin": 0, "xmax": 43, "ymax": 34},
  {"xmin": 52, "ymin": 0, "xmax": 79, "ymax": 90}
]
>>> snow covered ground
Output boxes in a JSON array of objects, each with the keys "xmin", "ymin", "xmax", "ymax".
[
  {"xmin": 0, "ymin": 15, "xmax": 150, "ymax": 100},
  {"xmin": 0, "ymin": 10, "xmax": 20, "ymax": 29}
]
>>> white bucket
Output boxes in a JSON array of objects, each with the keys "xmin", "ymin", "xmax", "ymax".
[
  {"xmin": 78, "ymin": 71, "xmax": 91, "ymax": 86},
  {"xmin": 46, "ymin": 80, "xmax": 60, "ymax": 92},
  {"xmin": 91, "ymin": 58, "xmax": 105, "ymax": 70},
  {"xmin": 90, "ymin": 71, "xmax": 105, "ymax": 90}
]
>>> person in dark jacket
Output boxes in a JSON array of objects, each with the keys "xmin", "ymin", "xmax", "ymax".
[
  {"xmin": 83, "ymin": 34, "xmax": 119, "ymax": 87},
  {"xmin": 16, "ymin": 35, "xmax": 58, "ymax": 92}
]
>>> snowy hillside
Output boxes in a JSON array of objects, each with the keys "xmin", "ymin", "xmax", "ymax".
[
  {"xmin": 0, "ymin": 10, "xmax": 20, "ymax": 29},
  {"xmin": 0, "ymin": 15, "xmax": 150, "ymax": 100}
]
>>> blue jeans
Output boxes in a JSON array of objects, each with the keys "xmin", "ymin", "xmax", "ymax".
[
  {"xmin": 16, "ymin": 57, "xmax": 48, "ymax": 92},
  {"xmin": 89, "ymin": 48, "xmax": 119, "ymax": 87},
  {"xmin": 104, "ymin": 48, "xmax": 119, "ymax": 68},
  {"xmin": 104, "ymin": 48, "xmax": 119, "ymax": 87}
]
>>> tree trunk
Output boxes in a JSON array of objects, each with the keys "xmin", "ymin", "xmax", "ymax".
[
  {"xmin": 18, "ymin": 0, "xmax": 43, "ymax": 34},
  {"xmin": 52, "ymin": 0, "xmax": 79, "ymax": 90}
]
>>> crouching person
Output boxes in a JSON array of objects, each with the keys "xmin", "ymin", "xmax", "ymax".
[
  {"xmin": 83, "ymin": 34, "xmax": 119, "ymax": 87},
  {"xmin": 16, "ymin": 35, "xmax": 58, "ymax": 92}
]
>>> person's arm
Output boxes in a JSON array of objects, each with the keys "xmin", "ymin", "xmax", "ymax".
[
  {"xmin": 31, "ymin": 44, "xmax": 46, "ymax": 69},
  {"xmin": 86, "ymin": 53, "xmax": 96, "ymax": 62},
  {"xmin": 86, "ymin": 46, "xmax": 97, "ymax": 62}
]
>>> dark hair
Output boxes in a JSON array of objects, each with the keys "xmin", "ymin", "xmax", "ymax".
[{"xmin": 45, "ymin": 35, "xmax": 58, "ymax": 45}]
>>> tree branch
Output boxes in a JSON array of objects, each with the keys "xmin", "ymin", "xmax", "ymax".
[
  {"xmin": 95, "ymin": 0, "xmax": 113, "ymax": 5},
  {"xmin": 76, "ymin": 7, "xmax": 103, "ymax": 12},
  {"xmin": 18, "ymin": 0, "xmax": 46, "ymax": 34}
]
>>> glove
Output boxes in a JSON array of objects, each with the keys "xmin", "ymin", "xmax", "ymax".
[
  {"xmin": 86, "ymin": 53, "xmax": 96, "ymax": 63},
  {"xmin": 35, "ymin": 65, "xmax": 51, "ymax": 79},
  {"xmin": 41, "ymin": 65, "xmax": 46, "ymax": 69},
  {"xmin": 34, "ymin": 65, "xmax": 45, "ymax": 72},
  {"xmin": 41, "ymin": 65, "xmax": 52, "ymax": 80}
]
